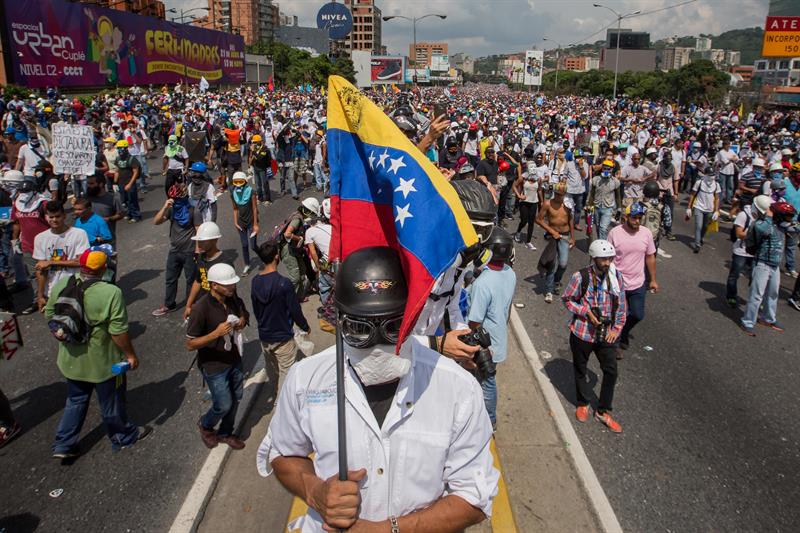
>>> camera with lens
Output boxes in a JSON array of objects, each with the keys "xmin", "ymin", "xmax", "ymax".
[
  {"xmin": 458, "ymin": 326, "xmax": 496, "ymax": 383},
  {"xmin": 591, "ymin": 307, "xmax": 613, "ymax": 343}
]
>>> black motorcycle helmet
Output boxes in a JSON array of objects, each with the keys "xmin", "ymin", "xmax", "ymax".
[
  {"xmin": 643, "ymin": 180, "xmax": 660, "ymax": 199},
  {"xmin": 450, "ymin": 180, "xmax": 495, "ymax": 223},
  {"xmin": 335, "ymin": 246, "xmax": 408, "ymax": 318},
  {"xmin": 486, "ymin": 226, "xmax": 514, "ymax": 263}
]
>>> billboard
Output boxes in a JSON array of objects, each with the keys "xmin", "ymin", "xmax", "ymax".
[
  {"xmin": 524, "ymin": 50, "xmax": 543, "ymax": 86},
  {"xmin": 370, "ymin": 56, "xmax": 404, "ymax": 85},
  {"xmin": 763, "ymin": 0, "xmax": 800, "ymax": 57},
  {"xmin": 2, "ymin": 0, "xmax": 245, "ymax": 88},
  {"xmin": 351, "ymin": 50, "xmax": 372, "ymax": 88},
  {"xmin": 316, "ymin": 1, "xmax": 353, "ymax": 40},
  {"xmin": 404, "ymin": 68, "xmax": 430, "ymax": 83},
  {"xmin": 430, "ymin": 54, "xmax": 450, "ymax": 72}
]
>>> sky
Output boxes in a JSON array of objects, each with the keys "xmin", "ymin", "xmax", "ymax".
[{"xmin": 165, "ymin": 0, "xmax": 770, "ymax": 57}]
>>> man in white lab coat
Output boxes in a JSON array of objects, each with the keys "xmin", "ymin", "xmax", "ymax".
[{"xmin": 258, "ymin": 246, "xmax": 498, "ymax": 533}]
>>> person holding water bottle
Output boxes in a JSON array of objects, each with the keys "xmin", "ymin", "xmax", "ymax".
[{"xmin": 45, "ymin": 248, "xmax": 151, "ymax": 459}]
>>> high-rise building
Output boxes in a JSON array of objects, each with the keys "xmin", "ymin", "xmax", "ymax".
[
  {"xmin": 80, "ymin": 0, "xmax": 166, "ymax": 19},
  {"xmin": 343, "ymin": 0, "xmax": 382, "ymax": 53},
  {"xmin": 695, "ymin": 36, "xmax": 712, "ymax": 52},
  {"xmin": 600, "ymin": 29, "xmax": 655, "ymax": 72},
  {"xmin": 198, "ymin": 0, "xmax": 276, "ymax": 45},
  {"xmin": 662, "ymin": 47, "xmax": 693, "ymax": 70},
  {"xmin": 724, "ymin": 50, "xmax": 741, "ymax": 66},
  {"xmin": 451, "ymin": 53, "xmax": 475, "ymax": 74},
  {"xmin": 409, "ymin": 42, "xmax": 448, "ymax": 68}
]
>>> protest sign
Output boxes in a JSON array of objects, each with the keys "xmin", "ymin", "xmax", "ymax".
[{"xmin": 51, "ymin": 123, "xmax": 96, "ymax": 176}]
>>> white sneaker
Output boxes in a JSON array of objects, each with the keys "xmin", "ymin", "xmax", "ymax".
[
  {"xmin": 241, "ymin": 265, "xmax": 252, "ymax": 277},
  {"xmin": 526, "ymin": 242, "xmax": 537, "ymax": 251},
  {"xmin": 790, "ymin": 270, "xmax": 799, "ymax": 279},
  {"xmin": 544, "ymin": 292, "xmax": 553, "ymax": 303}
]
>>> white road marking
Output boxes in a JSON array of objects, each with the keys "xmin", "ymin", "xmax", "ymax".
[
  {"xmin": 509, "ymin": 309, "xmax": 623, "ymax": 533},
  {"xmin": 133, "ymin": 244, "xmax": 156, "ymax": 253}
]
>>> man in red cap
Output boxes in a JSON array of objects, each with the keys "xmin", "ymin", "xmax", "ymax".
[{"xmin": 45, "ymin": 248, "xmax": 151, "ymax": 459}]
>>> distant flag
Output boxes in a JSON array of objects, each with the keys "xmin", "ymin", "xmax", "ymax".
[
  {"xmin": 392, "ymin": 83, "xmax": 400, "ymax": 94},
  {"xmin": 738, "ymin": 102, "xmax": 744, "ymax": 118},
  {"xmin": 382, "ymin": 84, "xmax": 387, "ymax": 94},
  {"xmin": 326, "ymin": 75, "xmax": 478, "ymax": 348},
  {"xmin": 199, "ymin": 76, "xmax": 209, "ymax": 92},
  {"xmin": 306, "ymin": 83, "xmax": 313, "ymax": 93},
  {"xmin": 321, "ymin": 86, "xmax": 326, "ymax": 96},
  {"xmin": 268, "ymin": 76, "xmax": 274, "ymax": 92}
]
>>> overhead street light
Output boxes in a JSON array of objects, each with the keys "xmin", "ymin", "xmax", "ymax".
[
  {"xmin": 593, "ymin": 3, "xmax": 641, "ymax": 99},
  {"xmin": 167, "ymin": 6, "xmax": 210, "ymax": 24},
  {"xmin": 382, "ymin": 13, "xmax": 447, "ymax": 83},
  {"xmin": 543, "ymin": 37, "xmax": 564, "ymax": 92}
]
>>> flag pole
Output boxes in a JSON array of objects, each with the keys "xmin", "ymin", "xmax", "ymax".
[{"xmin": 335, "ymin": 287, "xmax": 348, "ymax": 482}]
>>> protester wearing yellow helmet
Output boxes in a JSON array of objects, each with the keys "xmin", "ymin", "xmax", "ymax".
[{"xmin": 248, "ymin": 133, "xmax": 273, "ymax": 204}]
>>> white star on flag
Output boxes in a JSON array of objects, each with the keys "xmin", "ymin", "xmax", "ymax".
[
  {"xmin": 395, "ymin": 204, "xmax": 413, "ymax": 228},
  {"xmin": 387, "ymin": 156, "xmax": 406, "ymax": 175},
  {"xmin": 377, "ymin": 150, "xmax": 390, "ymax": 169},
  {"xmin": 394, "ymin": 177, "xmax": 417, "ymax": 199},
  {"xmin": 368, "ymin": 152, "xmax": 376, "ymax": 170}
]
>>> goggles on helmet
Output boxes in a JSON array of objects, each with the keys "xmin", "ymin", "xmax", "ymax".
[
  {"xmin": 341, "ymin": 315, "xmax": 402, "ymax": 349},
  {"xmin": 472, "ymin": 220, "xmax": 494, "ymax": 243}
]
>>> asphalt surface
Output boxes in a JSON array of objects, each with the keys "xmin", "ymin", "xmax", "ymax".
[
  {"xmin": 509, "ymin": 196, "xmax": 800, "ymax": 531},
  {"xmin": 0, "ymin": 152, "xmax": 320, "ymax": 533}
]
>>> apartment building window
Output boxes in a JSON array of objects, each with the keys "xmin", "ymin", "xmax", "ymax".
[
  {"xmin": 793, "ymin": 60, "xmax": 800, "ymax": 69},
  {"xmin": 779, "ymin": 60, "xmax": 790, "ymax": 70}
]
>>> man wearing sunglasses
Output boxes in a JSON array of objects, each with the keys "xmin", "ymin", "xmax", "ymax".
[{"xmin": 259, "ymin": 246, "xmax": 498, "ymax": 532}]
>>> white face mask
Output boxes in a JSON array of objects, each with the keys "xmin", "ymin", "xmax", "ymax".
[{"xmin": 347, "ymin": 342, "xmax": 412, "ymax": 387}]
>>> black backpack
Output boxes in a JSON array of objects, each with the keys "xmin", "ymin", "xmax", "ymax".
[
  {"xmin": 729, "ymin": 210, "xmax": 751, "ymax": 242},
  {"xmin": 47, "ymin": 275, "xmax": 103, "ymax": 344},
  {"xmin": 579, "ymin": 267, "xmax": 619, "ymax": 318}
]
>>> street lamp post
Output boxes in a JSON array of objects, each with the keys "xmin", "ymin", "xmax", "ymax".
[
  {"xmin": 543, "ymin": 37, "xmax": 563, "ymax": 92},
  {"xmin": 592, "ymin": 3, "xmax": 641, "ymax": 99},
  {"xmin": 167, "ymin": 6, "xmax": 210, "ymax": 24},
  {"xmin": 382, "ymin": 14, "xmax": 447, "ymax": 84}
]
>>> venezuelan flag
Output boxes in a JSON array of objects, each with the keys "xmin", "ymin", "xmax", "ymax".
[{"xmin": 327, "ymin": 75, "xmax": 477, "ymax": 346}]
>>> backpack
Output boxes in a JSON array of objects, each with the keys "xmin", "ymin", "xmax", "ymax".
[
  {"xmin": 642, "ymin": 202, "xmax": 662, "ymax": 241},
  {"xmin": 729, "ymin": 210, "xmax": 750, "ymax": 242},
  {"xmin": 744, "ymin": 219, "xmax": 770, "ymax": 257},
  {"xmin": 47, "ymin": 275, "xmax": 103, "ymax": 344},
  {"xmin": 269, "ymin": 211, "xmax": 303, "ymax": 243}
]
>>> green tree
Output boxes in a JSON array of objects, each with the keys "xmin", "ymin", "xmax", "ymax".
[{"xmin": 245, "ymin": 40, "xmax": 355, "ymax": 87}]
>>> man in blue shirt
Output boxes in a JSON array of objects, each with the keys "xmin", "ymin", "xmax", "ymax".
[
  {"xmin": 73, "ymin": 198, "xmax": 112, "ymax": 246},
  {"xmin": 467, "ymin": 228, "xmax": 517, "ymax": 429},
  {"xmin": 251, "ymin": 241, "xmax": 310, "ymax": 394}
]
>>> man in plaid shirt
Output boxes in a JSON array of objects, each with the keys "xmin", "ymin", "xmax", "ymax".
[{"xmin": 562, "ymin": 239, "xmax": 627, "ymax": 433}]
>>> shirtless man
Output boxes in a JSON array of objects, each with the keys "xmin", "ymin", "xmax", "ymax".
[{"xmin": 536, "ymin": 182, "xmax": 575, "ymax": 303}]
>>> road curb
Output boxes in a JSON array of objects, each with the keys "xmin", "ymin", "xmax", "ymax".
[
  {"xmin": 168, "ymin": 365, "xmax": 267, "ymax": 533},
  {"xmin": 509, "ymin": 308, "xmax": 623, "ymax": 533}
]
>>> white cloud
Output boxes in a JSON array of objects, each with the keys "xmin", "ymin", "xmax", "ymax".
[{"xmin": 167, "ymin": 0, "xmax": 770, "ymax": 56}]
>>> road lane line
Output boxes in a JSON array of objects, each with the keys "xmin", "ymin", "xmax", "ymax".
[
  {"xmin": 168, "ymin": 368, "xmax": 266, "ymax": 533},
  {"xmin": 490, "ymin": 438, "xmax": 519, "ymax": 532},
  {"xmin": 509, "ymin": 308, "xmax": 623, "ymax": 533}
]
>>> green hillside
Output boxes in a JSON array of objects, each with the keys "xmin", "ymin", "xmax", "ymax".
[{"xmin": 658, "ymin": 27, "xmax": 764, "ymax": 65}]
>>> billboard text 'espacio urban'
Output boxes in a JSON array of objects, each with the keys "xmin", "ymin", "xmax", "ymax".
[{"xmin": 2, "ymin": 0, "xmax": 245, "ymax": 88}]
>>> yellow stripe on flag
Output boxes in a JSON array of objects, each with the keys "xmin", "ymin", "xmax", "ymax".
[{"xmin": 326, "ymin": 75, "xmax": 477, "ymax": 247}]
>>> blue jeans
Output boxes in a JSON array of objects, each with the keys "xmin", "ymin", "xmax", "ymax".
[
  {"xmin": 253, "ymin": 167, "xmax": 272, "ymax": 202},
  {"xmin": 726, "ymin": 254, "xmax": 752, "ymax": 300},
  {"xmin": 0, "ymin": 224, "xmax": 12, "ymax": 276},
  {"xmin": 53, "ymin": 376, "xmax": 140, "ymax": 453},
  {"xmin": 694, "ymin": 210, "xmax": 713, "ymax": 247},
  {"xmin": 480, "ymin": 374, "xmax": 497, "ymax": 426},
  {"xmin": 201, "ymin": 363, "xmax": 244, "ymax": 437},
  {"xmin": 741, "ymin": 262, "xmax": 780, "ymax": 329},
  {"xmin": 72, "ymin": 177, "xmax": 88, "ymax": 199},
  {"xmin": 620, "ymin": 285, "xmax": 646, "ymax": 346},
  {"xmin": 237, "ymin": 224, "xmax": 258, "ymax": 267},
  {"xmin": 545, "ymin": 237, "xmax": 570, "ymax": 293},
  {"xmin": 313, "ymin": 163, "xmax": 328, "ymax": 191},
  {"xmin": 319, "ymin": 270, "xmax": 334, "ymax": 306},
  {"xmin": 785, "ymin": 232, "xmax": 797, "ymax": 272},
  {"xmin": 164, "ymin": 250, "xmax": 197, "ymax": 308},
  {"xmin": 123, "ymin": 182, "xmax": 141, "ymax": 220},
  {"xmin": 568, "ymin": 193, "xmax": 584, "ymax": 224},
  {"xmin": 595, "ymin": 206, "xmax": 614, "ymax": 240},
  {"xmin": 717, "ymin": 173, "xmax": 734, "ymax": 204}
]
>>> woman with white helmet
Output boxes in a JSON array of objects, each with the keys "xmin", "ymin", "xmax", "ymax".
[{"xmin": 561, "ymin": 239, "xmax": 627, "ymax": 434}]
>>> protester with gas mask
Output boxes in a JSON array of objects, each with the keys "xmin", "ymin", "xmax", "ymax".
[
  {"xmin": 110, "ymin": 140, "xmax": 142, "ymax": 223},
  {"xmin": 586, "ymin": 159, "xmax": 621, "ymax": 241},
  {"xmin": 11, "ymin": 175, "xmax": 49, "ymax": 313},
  {"xmin": 562, "ymin": 239, "xmax": 627, "ymax": 433},
  {"xmin": 258, "ymin": 246, "xmax": 499, "ymax": 532},
  {"xmin": 186, "ymin": 162, "xmax": 217, "ymax": 226},
  {"xmin": 162, "ymin": 134, "xmax": 189, "ymax": 194},
  {"xmin": 152, "ymin": 183, "xmax": 196, "ymax": 317},
  {"xmin": 230, "ymin": 171, "xmax": 259, "ymax": 277}
]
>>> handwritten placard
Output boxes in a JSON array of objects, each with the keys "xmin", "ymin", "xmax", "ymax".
[{"xmin": 51, "ymin": 123, "xmax": 95, "ymax": 176}]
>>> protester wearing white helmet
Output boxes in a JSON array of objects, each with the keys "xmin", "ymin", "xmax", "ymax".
[
  {"xmin": 304, "ymin": 197, "xmax": 334, "ymax": 310},
  {"xmin": 186, "ymin": 262, "xmax": 249, "ymax": 451},
  {"xmin": 230, "ymin": 171, "xmax": 259, "ymax": 277},
  {"xmin": 562, "ymin": 239, "xmax": 627, "ymax": 433},
  {"xmin": 184, "ymin": 221, "xmax": 234, "ymax": 320}
]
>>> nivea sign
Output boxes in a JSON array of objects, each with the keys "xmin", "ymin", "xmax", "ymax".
[{"xmin": 316, "ymin": 2, "xmax": 353, "ymax": 40}]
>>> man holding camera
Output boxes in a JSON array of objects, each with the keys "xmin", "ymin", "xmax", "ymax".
[
  {"xmin": 467, "ymin": 227, "xmax": 516, "ymax": 431},
  {"xmin": 562, "ymin": 239, "xmax": 627, "ymax": 434}
]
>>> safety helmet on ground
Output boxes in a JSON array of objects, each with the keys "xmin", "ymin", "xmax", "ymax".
[
  {"xmin": 485, "ymin": 227, "xmax": 513, "ymax": 263},
  {"xmin": 191, "ymin": 221, "xmax": 222, "ymax": 241},
  {"xmin": 116, "ymin": 140, "xmax": 129, "ymax": 148},
  {"xmin": 251, "ymin": 134, "xmax": 262, "ymax": 142},
  {"xmin": 753, "ymin": 195, "xmax": 773, "ymax": 216},
  {"xmin": 626, "ymin": 202, "xmax": 646, "ymax": 217},
  {"xmin": 643, "ymin": 181, "xmax": 660, "ymax": 199},
  {"xmin": 206, "ymin": 263, "xmax": 240, "ymax": 285},
  {"xmin": 335, "ymin": 246, "xmax": 408, "ymax": 319},
  {"xmin": 189, "ymin": 161, "xmax": 207, "ymax": 173},
  {"xmin": 588, "ymin": 239, "xmax": 616, "ymax": 259},
  {"xmin": 300, "ymin": 197, "xmax": 321, "ymax": 217}
]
